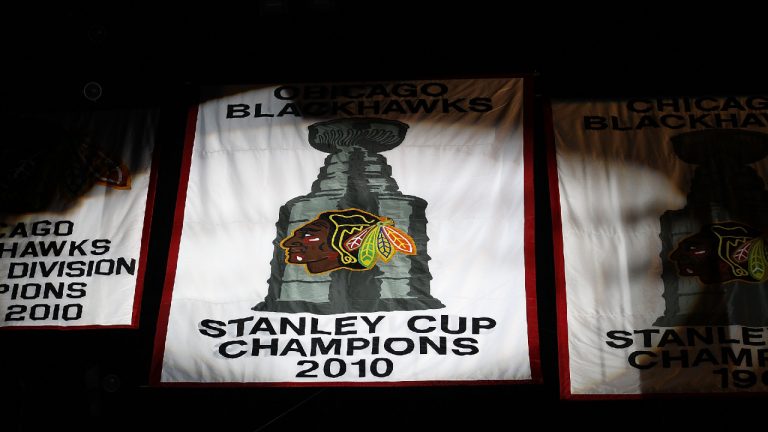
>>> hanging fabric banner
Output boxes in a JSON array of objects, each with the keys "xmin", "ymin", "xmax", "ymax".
[
  {"xmin": 0, "ymin": 109, "xmax": 157, "ymax": 329},
  {"xmin": 551, "ymin": 96, "xmax": 768, "ymax": 397},
  {"xmin": 152, "ymin": 78, "xmax": 539, "ymax": 385}
]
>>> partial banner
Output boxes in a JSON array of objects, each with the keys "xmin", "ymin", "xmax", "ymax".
[
  {"xmin": 551, "ymin": 96, "xmax": 768, "ymax": 397},
  {"xmin": 0, "ymin": 109, "xmax": 157, "ymax": 329},
  {"xmin": 153, "ymin": 78, "xmax": 538, "ymax": 385}
]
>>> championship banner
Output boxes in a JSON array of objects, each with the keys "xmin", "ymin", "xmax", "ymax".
[
  {"xmin": 0, "ymin": 110, "xmax": 157, "ymax": 328},
  {"xmin": 152, "ymin": 78, "xmax": 538, "ymax": 385},
  {"xmin": 550, "ymin": 96, "xmax": 768, "ymax": 397}
]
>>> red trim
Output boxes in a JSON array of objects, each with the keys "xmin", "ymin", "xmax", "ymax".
[
  {"xmin": 154, "ymin": 379, "xmax": 540, "ymax": 388},
  {"xmin": 149, "ymin": 105, "xmax": 199, "ymax": 384},
  {"xmin": 544, "ymin": 101, "xmax": 573, "ymax": 398},
  {"xmin": 129, "ymin": 130, "xmax": 161, "ymax": 328},
  {"xmin": 522, "ymin": 77, "xmax": 541, "ymax": 383}
]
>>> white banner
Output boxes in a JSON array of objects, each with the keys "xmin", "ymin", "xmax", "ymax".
[
  {"xmin": 153, "ymin": 78, "xmax": 538, "ymax": 384},
  {"xmin": 0, "ymin": 110, "xmax": 157, "ymax": 328},
  {"xmin": 551, "ymin": 96, "xmax": 768, "ymax": 396}
]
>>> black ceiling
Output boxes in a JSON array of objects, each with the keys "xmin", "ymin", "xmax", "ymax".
[{"xmin": 4, "ymin": 2, "xmax": 766, "ymax": 105}]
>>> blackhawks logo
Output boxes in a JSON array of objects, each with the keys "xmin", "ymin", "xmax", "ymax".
[
  {"xmin": 281, "ymin": 208, "xmax": 416, "ymax": 274},
  {"xmin": 671, "ymin": 222, "xmax": 768, "ymax": 284}
]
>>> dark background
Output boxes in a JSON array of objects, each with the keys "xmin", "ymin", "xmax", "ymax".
[{"xmin": 1, "ymin": 2, "xmax": 766, "ymax": 430}]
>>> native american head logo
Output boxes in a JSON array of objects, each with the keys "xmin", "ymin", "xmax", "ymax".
[
  {"xmin": 281, "ymin": 208, "xmax": 416, "ymax": 274},
  {"xmin": 671, "ymin": 222, "xmax": 767, "ymax": 284}
]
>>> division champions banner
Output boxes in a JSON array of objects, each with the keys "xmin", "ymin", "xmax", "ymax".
[
  {"xmin": 551, "ymin": 96, "xmax": 768, "ymax": 397},
  {"xmin": 152, "ymin": 78, "xmax": 539, "ymax": 385},
  {"xmin": 0, "ymin": 110, "xmax": 157, "ymax": 329}
]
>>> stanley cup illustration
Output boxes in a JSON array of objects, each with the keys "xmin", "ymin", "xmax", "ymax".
[
  {"xmin": 253, "ymin": 118, "xmax": 445, "ymax": 314},
  {"xmin": 657, "ymin": 129, "xmax": 768, "ymax": 326}
]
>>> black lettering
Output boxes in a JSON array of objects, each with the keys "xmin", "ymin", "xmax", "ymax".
[
  {"xmin": 226, "ymin": 104, "xmax": 250, "ymax": 118},
  {"xmin": 39, "ymin": 241, "xmax": 66, "ymax": 257},
  {"xmin": 219, "ymin": 340, "xmax": 247, "ymax": 358},
  {"xmin": 8, "ymin": 262, "xmax": 27, "ymax": 279},
  {"xmin": 303, "ymin": 85, "xmax": 327, "ymax": 100},
  {"xmin": 441, "ymin": 315, "xmax": 466, "ymax": 334},
  {"xmin": 659, "ymin": 114, "xmax": 685, "ymax": 129},
  {"xmin": 472, "ymin": 317, "xmax": 496, "ymax": 334},
  {"xmin": 694, "ymin": 97, "xmax": 720, "ymax": 112},
  {"xmin": 199, "ymin": 319, "xmax": 227, "ymax": 338},
  {"xmin": 68, "ymin": 240, "xmax": 87, "ymax": 256},
  {"xmin": 722, "ymin": 347, "xmax": 753, "ymax": 367},
  {"xmin": 116, "ymin": 258, "xmax": 136, "ymax": 275},
  {"xmin": 65, "ymin": 261, "xmax": 86, "ymax": 277},
  {"xmin": 635, "ymin": 115, "xmax": 660, "ymax": 130},
  {"xmin": 404, "ymin": 98, "xmax": 439, "ymax": 113},
  {"xmin": 391, "ymin": 83, "xmax": 417, "ymax": 98},
  {"xmin": 280, "ymin": 339, "xmax": 307, "ymax": 356},
  {"xmin": 419, "ymin": 336, "xmax": 447, "ymax": 355},
  {"xmin": 331, "ymin": 101, "xmax": 355, "ymax": 116},
  {"xmin": 381, "ymin": 100, "xmax": 406, "ymax": 114},
  {"xmin": 452, "ymin": 337, "xmax": 479, "ymax": 356},
  {"xmin": 634, "ymin": 329, "xmax": 660, "ymax": 347},
  {"xmin": 717, "ymin": 327, "xmax": 739, "ymax": 344},
  {"xmin": 279, "ymin": 317, "xmax": 306, "ymax": 335},
  {"xmin": 583, "ymin": 116, "xmax": 608, "ymax": 130},
  {"xmin": 758, "ymin": 349, "xmax": 768, "ymax": 367},
  {"xmin": 384, "ymin": 338, "xmax": 415, "ymax": 355},
  {"xmin": 469, "ymin": 97, "xmax": 492, "ymax": 112},
  {"xmin": 741, "ymin": 327, "xmax": 765, "ymax": 346},
  {"xmin": 0, "ymin": 242, "xmax": 18, "ymax": 258},
  {"xmin": 277, "ymin": 103, "xmax": 302, "ymax": 117},
  {"xmin": 251, "ymin": 338, "xmax": 278, "ymax": 356},
  {"xmin": 248, "ymin": 317, "xmax": 277, "ymax": 335},
  {"xmin": 691, "ymin": 348, "xmax": 718, "ymax": 367},
  {"xmin": 688, "ymin": 114, "xmax": 713, "ymax": 129},
  {"xmin": 720, "ymin": 97, "xmax": 746, "ymax": 111},
  {"xmin": 360, "ymin": 315, "xmax": 385, "ymax": 334},
  {"xmin": 746, "ymin": 96, "xmax": 768, "ymax": 110},
  {"xmin": 421, "ymin": 82, "xmax": 448, "ymax": 97},
  {"xmin": 357, "ymin": 101, "xmax": 380, "ymax": 115},
  {"xmin": 627, "ymin": 99, "xmax": 653, "ymax": 113},
  {"xmin": 66, "ymin": 282, "xmax": 86, "ymax": 299},
  {"xmin": 606, "ymin": 330, "xmax": 633, "ymax": 349},
  {"xmin": 301, "ymin": 102, "xmax": 329, "ymax": 116},
  {"xmin": 656, "ymin": 98, "xmax": 681, "ymax": 112},
  {"xmin": 658, "ymin": 329, "xmax": 685, "ymax": 347},
  {"xmin": 408, "ymin": 315, "xmax": 436, "ymax": 333},
  {"xmin": 346, "ymin": 338, "xmax": 370, "ymax": 355},
  {"xmin": 228, "ymin": 316, "xmax": 254, "ymax": 337},
  {"xmin": 310, "ymin": 338, "xmax": 341, "ymax": 355},
  {"xmin": 310, "ymin": 318, "xmax": 331, "ymax": 335},
  {"xmin": 685, "ymin": 327, "xmax": 713, "ymax": 345},
  {"xmin": 9, "ymin": 223, "xmax": 28, "ymax": 238},
  {"xmin": 366, "ymin": 84, "xmax": 390, "ymax": 98},
  {"xmin": 19, "ymin": 242, "xmax": 39, "ymax": 258},
  {"xmin": 43, "ymin": 282, "xmax": 65, "ymax": 299},
  {"xmin": 252, "ymin": 103, "xmax": 275, "ymax": 118},
  {"xmin": 628, "ymin": 351, "xmax": 657, "ymax": 369},
  {"xmin": 274, "ymin": 86, "xmax": 298, "ymax": 100},
  {"xmin": 740, "ymin": 113, "xmax": 766, "ymax": 128},
  {"xmin": 610, "ymin": 116, "xmax": 632, "ymax": 131},
  {"xmin": 335, "ymin": 316, "xmax": 356, "ymax": 335},
  {"xmin": 714, "ymin": 113, "xmax": 739, "ymax": 128},
  {"xmin": 661, "ymin": 350, "xmax": 689, "ymax": 368},
  {"xmin": 442, "ymin": 98, "xmax": 467, "ymax": 113}
]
